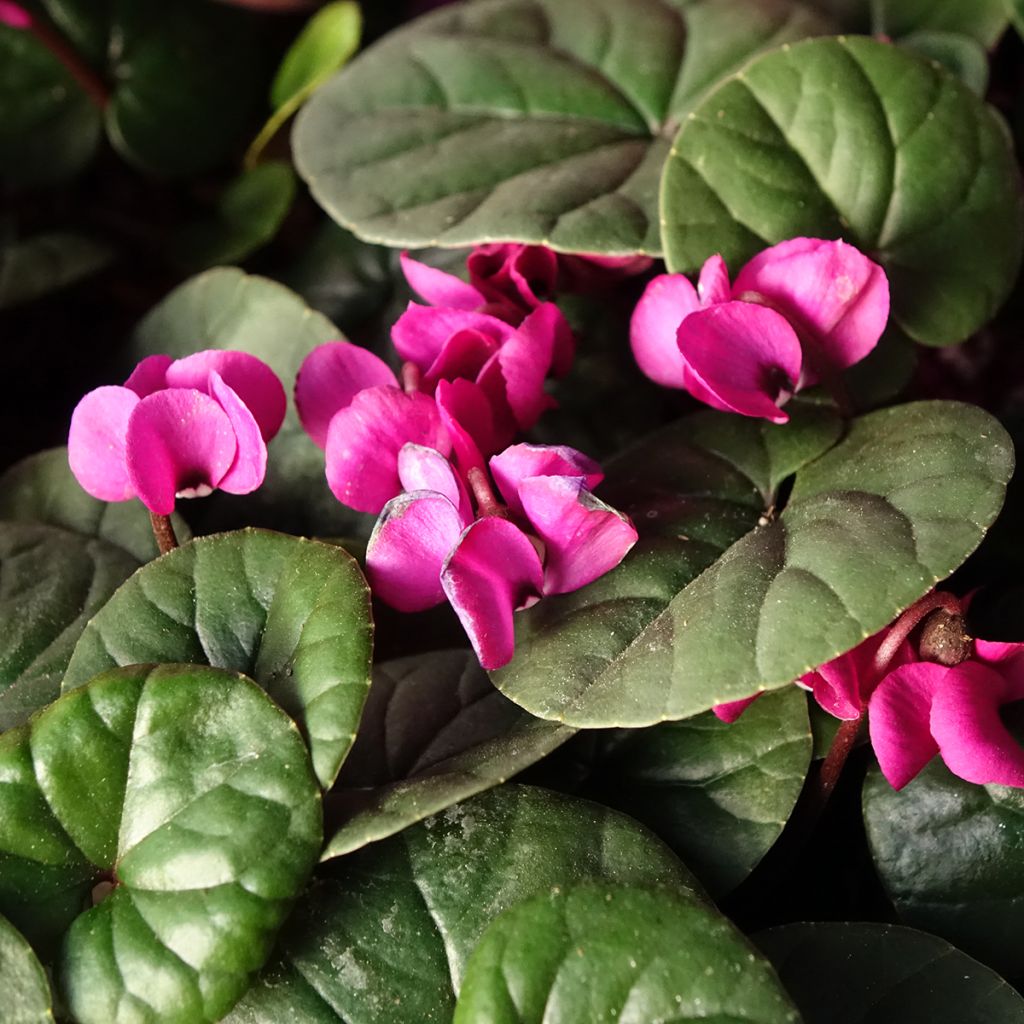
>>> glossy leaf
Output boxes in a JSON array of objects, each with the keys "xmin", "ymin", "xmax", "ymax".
[
  {"xmin": 63, "ymin": 529, "xmax": 373, "ymax": 788},
  {"xmin": 587, "ymin": 687, "xmax": 812, "ymax": 896},
  {"xmin": 863, "ymin": 758, "xmax": 1024, "ymax": 985},
  {"xmin": 0, "ymin": 664, "xmax": 322, "ymax": 1024},
  {"xmin": 872, "ymin": 0, "xmax": 1009, "ymax": 47},
  {"xmin": 0, "ymin": 913, "xmax": 53, "ymax": 1024},
  {"xmin": 228, "ymin": 785, "xmax": 700, "ymax": 1024},
  {"xmin": 493, "ymin": 401, "xmax": 1012, "ymax": 727},
  {"xmin": 324, "ymin": 649, "xmax": 575, "ymax": 857},
  {"xmin": 0, "ymin": 522, "xmax": 139, "ymax": 731},
  {"xmin": 662, "ymin": 36, "xmax": 1024, "ymax": 346},
  {"xmin": 758, "ymin": 921, "xmax": 1024, "ymax": 1023},
  {"xmin": 293, "ymin": 0, "xmax": 832, "ymax": 254},
  {"xmin": 454, "ymin": 883, "xmax": 800, "ymax": 1024},
  {"xmin": 0, "ymin": 232, "xmax": 113, "ymax": 310}
]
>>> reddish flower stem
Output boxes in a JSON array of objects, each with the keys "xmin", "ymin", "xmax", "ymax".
[
  {"xmin": 467, "ymin": 467, "xmax": 506, "ymax": 518},
  {"xmin": 149, "ymin": 513, "xmax": 179, "ymax": 556},
  {"xmin": 21, "ymin": 12, "xmax": 111, "ymax": 111},
  {"xmin": 401, "ymin": 362, "xmax": 421, "ymax": 395},
  {"xmin": 871, "ymin": 591, "xmax": 963, "ymax": 678},
  {"xmin": 815, "ymin": 715, "xmax": 863, "ymax": 807}
]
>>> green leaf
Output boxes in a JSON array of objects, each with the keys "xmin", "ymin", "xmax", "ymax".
[
  {"xmin": 293, "ymin": 0, "xmax": 832, "ymax": 254},
  {"xmin": 863, "ymin": 759, "xmax": 1024, "ymax": 986},
  {"xmin": 0, "ymin": 664, "xmax": 322, "ymax": 1024},
  {"xmin": 662, "ymin": 36, "xmax": 1023, "ymax": 346},
  {"xmin": 757, "ymin": 921, "xmax": 1024, "ymax": 1023},
  {"xmin": 0, "ymin": 522, "xmax": 140, "ymax": 732},
  {"xmin": 0, "ymin": 447, "xmax": 189, "ymax": 563},
  {"xmin": 0, "ymin": 913, "xmax": 54, "ymax": 1024},
  {"xmin": 0, "ymin": 231, "xmax": 113, "ymax": 309},
  {"xmin": 228, "ymin": 785, "xmax": 700, "ymax": 1024},
  {"xmin": 454, "ymin": 883, "xmax": 800, "ymax": 1024},
  {"xmin": 0, "ymin": 25, "xmax": 101, "ymax": 189},
  {"xmin": 899, "ymin": 31, "xmax": 989, "ymax": 96},
  {"xmin": 872, "ymin": 0, "xmax": 1009, "ymax": 47},
  {"xmin": 62, "ymin": 529, "xmax": 373, "ymax": 789},
  {"xmin": 171, "ymin": 163, "xmax": 297, "ymax": 271},
  {"xmin": 323, "ymin": 649, "xmax": 575, "ymax": 858},
  {"xmin": 493, "ymin": 401, "xmax": 1012, "ymax": 727},
  {"xmin": 586, "ymin": 687, "xmax": 812, "ymax": 896}
]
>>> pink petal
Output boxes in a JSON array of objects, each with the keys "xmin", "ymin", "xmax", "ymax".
[
  {"xmin": 629, "ymin": 274, "xmax": 700, "ymax": 388},
  {"xmin": 697, "ymin": 254, "xmax": 732, "ymax": 307},
  {"xmin": 397, "ymin": 443, "xmax": 472, "ymax": 523},
  {"xmin": 677, "ymin": 302, "xmax": 802, "ymax": 424},
  {"xmin": 422, "ymin": 329, "xmax": 500, "ymax": 391},
  {"xmin": 435, "ymin": 378, "xmax": 507, "ymax": 476},
  {"xmin": 391, "ymin": 304, "xmax": 512, "ymax": 372},
  {"xmin": 68, "ymin": 386, "xmax": 140, "ymax": 502},
  {"xmin": 441, "ymin": 517, "xmax": 544, "ymax": 670},
  {"xmin": 366, "ymin": 492, "xmax": 464, "ymax": 612},
  {"xmin": 930, "ymin": 661, "xmax": 1024, "ymax": 787},
  {"xmin": 468, "ymin": 244, "xmax": 558, "ymax": 310},
  {"xmin": 0, "ymin": 3, "xmax": 32, "ymax": 29},
  {"xmin": 733, "ymin": 237, "xmax": 889, "ymax": 375},
  {"xmin": 518, "ymin": 475, "xmax": 638, "ymax": 594},
  {"xmin": 324, "ymin": 387, "xmax": 449, "ymax": 514},
  {"xmin": 400, "ymin": 251, "xmax": 485, "ymax": 309},
  {"xmin": 165, "ymin": 350, "xmax": 287, "ymax": 441},
  {"xmin": 208, "ymin": 372, "xmax": 267, "ymax": 495},
  {"xmin": 868, "ymin": 662, "xmax": 943, "ymax": 790},
  {"xmin": 713, "ymin": 694, "xmax": 762, "ymax": 723},
  {"xmin": 124, "ymin": 355, "xmax": 171, "ymax": 398},
  {"xmin": 125, "ymin": 390, "xmax": 238, "ymax": 515},
  {"xmin": 489, "ymin": 443, "xmax": 603, "ymax": 513},
  {"xmin": 802, "ymin": 629, "xmax": 903, "ymax": 721},
  {"xmin": 294, "ymin": 341, "xmax": 398, "ymax": 449}
]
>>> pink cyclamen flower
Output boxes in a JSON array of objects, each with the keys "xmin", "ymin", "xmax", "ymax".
[
  {"xmin": 630, "ymin": 238, "xmax": 889, "ymax": 422},
  {"xmin": 0, "ymin": 2, "xmax": 31, "ymax": 29},
  {"xmin": 68, "ymin": 351, "xmax": 286, "ymax": 515}
]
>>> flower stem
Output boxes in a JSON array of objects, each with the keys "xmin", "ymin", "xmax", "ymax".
[
  {"xmin": 467, "ymin": 467, "xmax": 505, "ymax": 518},
  {"xmin": 400, "ymin": 362, "xmax": 421, "ymax": 395},
  {"xmin": 149, "ymin": 513, "xmax": 179, "ymax": 556},
  {"xmin": 871, "ymin": 590, "xmax": 962, "ymax": 677},
  {"xmin": 815, "ymin": 715, "xmax": 862, "ymax": 807},
  {"xmin": 19, "ymin": 11, "xmax": 111, "ymax": 111}
]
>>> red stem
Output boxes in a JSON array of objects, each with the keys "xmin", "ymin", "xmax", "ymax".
[
  {"xmin": 25, "ymin": 14, "xmax": 111, "ymax": 110},
  {"xmin": 149, "ymin": 513, "xmax": 179, "ymax": 556},
  {"xmin": 871, "ymin": 591, "xmax": 962, "ymax": 678},
  {"xmin": 401, "ymin": 362, "xmax": 421, "ymax": 395},
  {"xmin": 467, "ymin": 467, "xmax": 505, "ymax": 518},
  {"xmin": 815, "ymin": 716, "xmax": 862, "ymax": 806}
]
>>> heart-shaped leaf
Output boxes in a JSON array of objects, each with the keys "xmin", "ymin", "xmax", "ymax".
[
  {"xmin": 228, "ymin": 785, "xmax": 700, "ymax": 1024},
  {"xmin": 62, "ymin": 529, "xmax": 373, "ymax": 789},
  {"xmin": 585, "ymin": 687, "xmax": 812, "ymax": 896},
  {"xmin": 662, "ymin": 36, "xmax": 1023, "ymax": 346},
  {"xmin": 323, "ymin": 649, "xmax": 574, "ymax": 858},
  {"xmin": 757, "ymin": 921, "xmax": 1024, "ymax": 1022},
  {"xmin": 0, "ymin": 663, "xmax": 322, "ymax": 1024},
  {"xmin": 0, "ymin": 231, "xmax": 113, "ymax": 310},
  {"xmin": 493, "ymin": 401, "xmax": 1012, "ymax": 727},
  {"xmin": 862, "ymin": 758, "xmax": 1024, "ymax": 986},
  {"xmin": 0, "ymin": 913, "xmax": 53, "ymax": 1024},
  {"xmin": 0, "ymin": 522, "xmax": 140, "ymax": 731},
  {"xmin": 293, "ymin": 0, "xmax": 832, "ymax": 254},
  {"xmin": 454, "ymin": 883, "xmax": 800, "ymax": 1024}
]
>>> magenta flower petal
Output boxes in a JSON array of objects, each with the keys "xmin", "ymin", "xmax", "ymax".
[
  {"xmin": 324, "ymin": 387, "xmax": 449, "ymax": 514},
  {"xmin": 929, "ymin": 661, "xmax": 1024, "ymax": 787},
  {"xmin": 125, "ymin": 390, "xmax": 237, "ymax": 516},
  {"xmin": 677, "ymin": 302, "xmax": 802, "ymax": 424},
  {"xmin": 868, "ymin": 662, "xmax": 942, "ymax": 790},
  {"xmin": 68, "ymin": 386, "xmax": 140, "ymax": 502},
  {"xmin": 397, "ymin": 443, "xmax": 472, "ymax": 523},
  {"xmin": 0, "ymin": 3, "xmax": 32, "ymax": 29},
  {"xmin": 391, "ymin": 304, "xmax": 513, "ymax": 371},
  {"xmin": 294, "ymin": 341, "xmax": 398, "ymax": 449},
  {"xmin": 733, "ymin": 237, "xmax": 889, "ymax": 374},
  {"xmin": 207, "ymin": 372, "xmax": 268, "ymax": 495},
  {"xmin": 400, "ymin": 252, "xmax": 485, "ymax": 309},
  {"xmin": 801, "ymin": 629, "xmax": 906, "ymax": 721},
  {"xmin": 518, "ymin": 475, "xmax": 638, "ymax": 594},
  {"xmin": 435, "ymin": 378, "xmax": 509, "ymax": 474},
  {"xmin": 366, "ymin": 491, "xmax": 464, "ymax": 612},
  {"xmin": 441, "ymin": 517, "xmax": 544, "ymax": 670},
  {"xmin": 490, "ymin": 443, "xmax": 603, "ymax": 512},
  {"xmin": 697, "ymin": 254, "xmax": 731, "ymax": 307},
  {"xmin": 124, "ymin": 354, "xmax": 172, "ymax": 398},
  {"xmin": 468, "ymin": 243, "xmax": 558, "ymax": 310},
  {"xmin": 713, "ymin": 694, "xmax": 762, "ymax": 723},
  {"xmin": 422, "ymin": 329, "xmax": 500, "ymax": 390},
  {"xmin": 165, "ymin": 350, "xmax": 287, "ymax": 441},
  {"xmin": 630, "ymin": 274, "xmax": 700, "ymax": 388}
]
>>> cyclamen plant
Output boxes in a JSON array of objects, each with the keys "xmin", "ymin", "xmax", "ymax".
[{"xmin": 6, "ymin": 1, "xmax": 1024, "ymax": 1023}]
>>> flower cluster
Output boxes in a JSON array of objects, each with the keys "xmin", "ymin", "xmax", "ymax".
[{"xmin": 630, "ymin": 238, "xmax": 890, "ymax": 422}]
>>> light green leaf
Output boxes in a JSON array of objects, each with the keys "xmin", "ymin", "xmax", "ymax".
[
  {"xmin": 0, "ymin": 232, "xmax": 113, "ymax": 309},
  {"xmin": 0, "ymin": 913, "xmax": 54, "ymax": 1024},
  {"xmin": 662, "ymin": 36, "xmax": 1023, "ymax": 346},
  {"xmin": 63, "ymin": 529, "xmax": 373, "ymax": 789}
]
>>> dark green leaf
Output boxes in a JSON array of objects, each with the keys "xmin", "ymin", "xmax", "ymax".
[
  {"xmin": 757, "ymin": 921, "xmax": 1024, "ymax": 1022},
  {"xmin": 455, "ymin": 883, "xmax": 800, "ymax": 1023},
  {"xmin": 871, "ymin": 0, "xmax": 1008, "ymax": 47},
  {"xmin": 62, "ymin": 529, "xmax": 373, "ymax": 789},
  {"xmin": 900, "ymin": 30, "xmax": 989, "ymax": 96},
  {"xmin": 323, "ymin": 650, "xmax": 575, "ymax": 858},
  {"xmin": 0, "ymin": 664, "xmax": 322, "ymax": 1024},
  {"xmin": 0, "ymin": 232, "xmax": 113, "ymax": 309},
  {"xmin": 662, "ymin": 36, "xmax": 1023, "ymax": 346},
  {"xmin": 493, "ymin": 402, "xmax": 1011, "ymax": 727},
  {"xmin": 863, "ymin": 759, "xmax": 1024, "ymax": 986},
  {"xmin": 293, "ymin": 0, "xmax": 832, "ymax": 254},
  {"xmin": 228, "ymin": 785, "xmax": 700, "ymax": 1024},
  {"xmin": 0, "ymin": 913, "xmax": 54, "ymax": 1024},
  {"xmin": 587, "ymin": 687, "xmax": 812, "ymax": 896}
]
